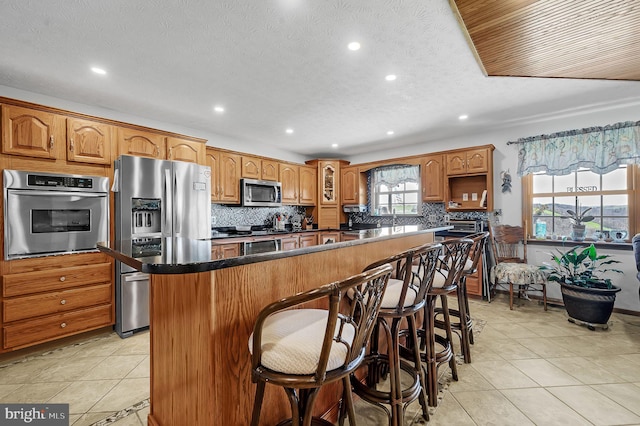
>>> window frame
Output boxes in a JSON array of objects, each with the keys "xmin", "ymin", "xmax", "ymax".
[
  {"xmin": 522, "ymin": 165, "xmax": 640, "ymax": 241},
  {"xmin": 370, "ymin": 167, "xmax": 422, "ymax": 217}
]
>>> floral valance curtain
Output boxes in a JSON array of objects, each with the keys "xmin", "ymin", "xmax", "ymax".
[
  {"xmin": 511, "ymin": 121, "xmax": 640, "ymax": 176},
  {"xmin": 372, "ymin": 164, "xmax": 419, "ymax": 186}
]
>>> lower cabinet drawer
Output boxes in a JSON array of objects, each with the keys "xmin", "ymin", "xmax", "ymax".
[
  {"xmin": 3, "ymin": 304, "xmax": 112, "ymax": 349},
  {"xmin": 2, "ymin": 283, "xmax": 112, "ymax": 323}
]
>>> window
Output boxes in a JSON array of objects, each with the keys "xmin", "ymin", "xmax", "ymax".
[
  {"xmin": 524, "ymin": 165, "xmax": 637, "ymax": 240},
  {"xmin": 371, "ymin": 165, "xmax": 421, "ymax": 216}
]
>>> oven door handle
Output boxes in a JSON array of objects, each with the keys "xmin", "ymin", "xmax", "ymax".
[{"xmin": 8, "ymin": 190, "xmax": 107, "ymax": 197}]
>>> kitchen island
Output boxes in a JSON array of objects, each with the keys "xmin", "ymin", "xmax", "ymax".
[{"xmin": 98, "ymin": 225, "xmax": 448, "ymax": 426}]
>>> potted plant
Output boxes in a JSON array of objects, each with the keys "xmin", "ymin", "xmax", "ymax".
[
  {"xmin": 541, "ymin": 244, "xmax": 622, "ymax": 329},
  {"xmin": 564, "ymin": 207, "xmax": 594, "ymax": 241}
]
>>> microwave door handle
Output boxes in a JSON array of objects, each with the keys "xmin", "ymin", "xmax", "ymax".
[
  {"xmin": 164, "ymin": 169, "xmax": 172, "ymax": 236},
  {"xmin": 7, "ymin": 190, "xmax": 107, "ymax": 197}
]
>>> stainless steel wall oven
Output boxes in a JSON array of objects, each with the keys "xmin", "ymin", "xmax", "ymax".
[{"xmin": 3, "ymin": 170, "xmax": 109, "ymax": 260}]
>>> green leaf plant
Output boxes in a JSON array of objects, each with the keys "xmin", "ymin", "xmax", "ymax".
[{"xmin": 540, "ymin": 244, "xmax": 622, "ymax": 289}]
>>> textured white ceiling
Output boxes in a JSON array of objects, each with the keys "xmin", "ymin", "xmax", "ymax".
[{"xmin": 0, "ymin": 0, "xmax": 638, "ymax": 158}]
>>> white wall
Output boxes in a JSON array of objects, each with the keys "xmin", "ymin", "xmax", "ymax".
[
  {"xmin": 0, "ymin": 85, "xmax": 307, "ymax": 164},
  {"xmin": 348, "ymin": 104, "xmax": 640, "ymax": 226},
  {"xmin": 528, "ymin": 243, "xmax": 639, "ymax": 314}
]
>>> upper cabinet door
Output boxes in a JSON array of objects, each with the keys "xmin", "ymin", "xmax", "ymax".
[
  {"xmin": 341, "ymin": 166, "xmax": 359, "ymax": 205},
  {"xmin": 218, "ymin": 152, "xmax": 241, "ymax": 203},
  {"xmin": 1, "ymin": 105, "xmax": 64, "ymax": 159},
  {"xmin": 446, "ymin": 152, "xmax": 467, "ymax": 175},
  {"xmin": 298, "ymin": 165, "xmax": 316, "ymax": 206},
  {"xmin": 261, "ymin": 159, "xmax": 278, "ymax": 181},
  {"xmin": 422, "ymin": 154, "xmax": 444, "ymax": 201},
  {"xmin": 118, "ymin": 127, "xmax": 166, "ymax": 159},
  {"xmin": 465, "ymin": 148, "xmax": 489, "ymax": 174},
  {"xmin": 241, "ymin": 156, "xmax": 261, "ymax": 179},
  {"xmin": 66, "ymin": 117, "xmax": 112, "ymax": 165},
  {"xmin": 167, "ymin": 137, "xmax": 204, "ymax": 164},
  {"xmin": 279, "ymin": 163, "xmax": 299, "ymax": 204},
  {"xmin": 206, "ymin": 148, "xmax": 221, "ymax": 202}
]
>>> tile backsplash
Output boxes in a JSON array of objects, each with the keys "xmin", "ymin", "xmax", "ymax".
[{"xmin": 211, "ymin": 204, "xmax": 305, "ymax": 228}]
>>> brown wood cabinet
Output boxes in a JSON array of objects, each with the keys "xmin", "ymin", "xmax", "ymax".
[
  {"xmin": 280, "ymin": 236, "xmax": 299, "ymax": 251},
  {"xmin": 211, "ymin": 243, "xmax": 240, "ymax": 260},
  {"xmin": 167, "ymin": 137, "xmax": 205, "ymax": 164},
  {"xmin": 445, "ymin": 146, "xmax": 494, "ymax": 212},
  {"xmin": 117, "ymin": 127, "xmax": 166, "ymax": 159},
  {"xmin": 66, "ymin": 117, "xmax": 112, "ymax": 165},
  {"xmin": 206, "ymin": 148, "xmax": 241, "ymax": 203},
  {"xmin": 241, "ymin": 156, "xmax": 278, "ymax": 181},
  {"xmin": 280, "ymin": 163, "xmax": 299, "ymax": 204},
  {"xmin": 446, "ymin": 148, "xmax": 489, "ymax": 176},
  {"xmin": 422, "ymin": 154, "xmax": 444, "ymax": 201},
  {"xmin": 298, "ymin": 165, "xmax": 317, "ymax": 206},
  {"xmin": 1, "ymin": 261, "xmax": 113, "ymax": 351},
  {"xmin": 299, "ymin": 233, "xmax": 317, "ymax": 247},
  {"xmin": 341, "ymin": 166, "xmax": 367, "ymax": 205},
  {"xmin": 1, "ymin": 104, "xmax": 65, "ymax": 159}
]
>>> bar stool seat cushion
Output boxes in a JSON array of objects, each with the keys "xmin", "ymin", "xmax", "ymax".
[
  {"xmin": 249, "ymin": 309, "xmax": 355, "ymax": 375},
  {"xmin": 381, "ymin": 278, "xmax": 418, "ymax": 308}
]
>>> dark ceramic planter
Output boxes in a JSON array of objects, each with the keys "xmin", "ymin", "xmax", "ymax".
[{"xmin": 560, "ymin": 283, "xmax": 621, "ymax": 325}]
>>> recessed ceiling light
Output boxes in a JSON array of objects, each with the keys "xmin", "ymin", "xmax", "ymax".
[
  {"xmin": 332, "ymin": 143, "xmax": 338, "ymax": 148},
  {"xmin": 347, "ymin": 42, "xmax": 361, "ymax": 51},
  {"xmin": 385, "ymin": 74, "xmax": 397, "ymax": 81},
  {"xmin": 213, "ymin": 106, "xmax": 225, "ymax": 113},
  {"xmin": 91, "ymin": 67, "xmax": 107, "ymax": 75},
  {"xmin": 387, "ymin": 130, "xmax": 395, "ymax": 136},
  {"xmin": 458, "ymin": 114, "xmax": 469, "ymax": 120},
  {"xmin": 285, "ymin": 128, "xmax": 294, "ymax": 134}
]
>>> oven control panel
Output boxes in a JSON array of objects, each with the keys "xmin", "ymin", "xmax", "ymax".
[{"xmin": 28, "ymin": 174, "xmax": 94, "ymax": 189}]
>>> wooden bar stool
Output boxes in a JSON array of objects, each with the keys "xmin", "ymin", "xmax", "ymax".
[
  {"xmin": 434, "ymin": 232, "xmax": 489, "ymax": 363},
  {"xmin": 249, "ymin": 264, "xmax": 392, "ymax": 426},
  {"xmin": 417, "ymin": 238, "xmax": 473, "ymax": 406},
  {"xmin": 347, "ymin": 242, "xmax": 442, "ymax": 426}
]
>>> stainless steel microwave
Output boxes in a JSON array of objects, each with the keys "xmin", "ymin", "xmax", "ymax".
[{"xmin": 241, "ymin": 178, "xmax": 282, "ymax": 207}]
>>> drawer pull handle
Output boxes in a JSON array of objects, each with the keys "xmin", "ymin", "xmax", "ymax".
[
  {"xmin": 60, "ymin": 322, "xmax": 67, "ymax": 328},
  {"xmin": 60, "ymin": 299, "xmax": 66, "ymax": 305},
  {"xmin": 59, "ymin": 276, "xmax": 66, "ymax": 282}
]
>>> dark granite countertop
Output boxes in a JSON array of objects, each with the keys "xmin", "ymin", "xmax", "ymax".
[{"xmin": 98, "ymin": 225, "xmax": 451, "ymax": 274}]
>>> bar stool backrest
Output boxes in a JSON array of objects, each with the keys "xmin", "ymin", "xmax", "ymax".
[
  {"xmin": 437, "ymin": 238, "xmax": 474, "ymax": 289},
  {"xmin": 250, "ymin": 263, "xmax": 393, "ymax": 385},
  {"xmin": 465, "ymin": 231, "xmax": 490, "ymax": 275},
  {"xmin": 363, "ymin": 243, "xmax": 442, "ymax": 315}
]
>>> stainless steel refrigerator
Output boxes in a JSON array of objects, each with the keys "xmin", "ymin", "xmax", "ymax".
[{"xmin": 113, "ymin": 155, "xmax": 211, "ymax": 337}]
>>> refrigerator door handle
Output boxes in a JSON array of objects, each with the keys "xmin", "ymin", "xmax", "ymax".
[
  {"xmin": 164, "ymin": 168, "xmax": 172, "ymax": 236},
  {"xmin": 174, "ymin": 172, "xmax": 180, "ymax": 234}
]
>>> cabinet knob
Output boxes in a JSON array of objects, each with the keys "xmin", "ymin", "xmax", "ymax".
[
  {"xmin": 60, "ymin": 322, "xmax": 67, "ymax": 328},
  {"xmin": 60, "ymin": 299, "xmax": 66, "ymax": 305},
  {"xmin": 155, "ymin": 146, "xmax": 160, "ymax": 156},
  {"xmin": 59, "ymin": 276, "xmax": 66, "ymax": 282},
  {"xmin": 49, "ymin": 135, "xmax": 54, "ymax": 149}
]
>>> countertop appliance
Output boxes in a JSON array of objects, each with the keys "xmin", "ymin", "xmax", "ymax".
[
  {"xmin": 3, "ymin": 169, "xmax": 109, "ymax": 260},
  {"xmin": 241, "ymin": 178, "xmax": 282, "ymax": 207},
  {"xmin": 114, "ymin": 155, "xmax": 211, "ymax": 337},
  {"xmin": 445, "ymin": 219, "xmax": 485, "ymax": 234}
]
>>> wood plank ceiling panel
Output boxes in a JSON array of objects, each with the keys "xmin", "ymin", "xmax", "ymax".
[{"xmin": 450, "ymin": 0, "xmax": 640, "ymax": 80}]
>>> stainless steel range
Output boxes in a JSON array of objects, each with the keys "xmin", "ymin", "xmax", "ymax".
[{"xmin": 3, "ymin": 169, "xmax": 109, "ymax": 260}]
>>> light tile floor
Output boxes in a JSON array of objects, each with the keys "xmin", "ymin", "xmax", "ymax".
[{"xmin": 0, "ymin": 294, "xmax": 638, "ymax": 425}]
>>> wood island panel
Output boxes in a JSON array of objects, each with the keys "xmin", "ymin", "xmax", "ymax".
[{"xmin": 147, "ymin": 233, "xmax": 433, "ymax": 426}]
